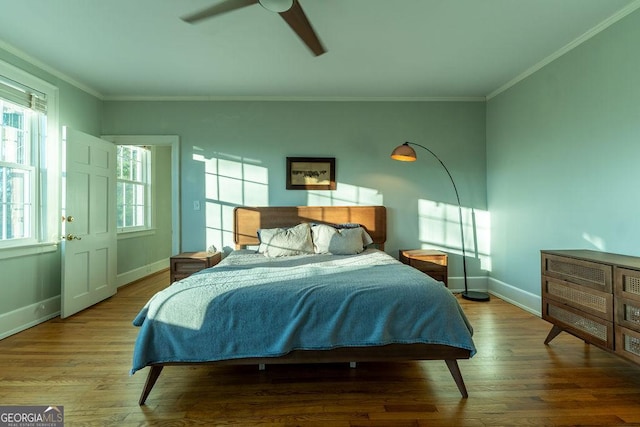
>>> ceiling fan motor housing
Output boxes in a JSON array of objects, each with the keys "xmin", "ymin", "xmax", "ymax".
[{"xmin": 259, "ymin": 0, "xmax": 293, "ymax": 13}]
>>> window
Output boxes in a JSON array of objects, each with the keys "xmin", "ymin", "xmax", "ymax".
[
  {"xmin": 0, "ymin": 60, "xmax": 57, "ymax": 254},
  {"xmin": 116, "ymin": 145, "xmax": 152, "ymax": 232},
  {"xmin": 0, "ymin": 101, "xmax": 36, "ymax": 241}
]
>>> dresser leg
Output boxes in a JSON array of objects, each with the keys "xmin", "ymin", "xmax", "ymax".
[{"xmin": 544, "ymin": 324, "xmax": 563, "ymax": 345}]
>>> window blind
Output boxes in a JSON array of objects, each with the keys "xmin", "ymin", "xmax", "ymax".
[{"xmin": 0, "ymin": 74, "xmax": 47, "ymax": 113}]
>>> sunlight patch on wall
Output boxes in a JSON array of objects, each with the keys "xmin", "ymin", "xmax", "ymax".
[
  {"xmin": 418, "ymin": 199, "xmax": 491, "ymax": 271},
  {"xmin": 582, "ymin": 232, "xmax": 606, "ymax": 251},
  {"xmin": 307, "ymin": 183, "xmax": 383, "ymax": 206},
  {"xmin": 194, "ymin": 153, "xmax": 268, "ymax": 252}
]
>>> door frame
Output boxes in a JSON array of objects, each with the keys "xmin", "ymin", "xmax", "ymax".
[{"xmin": 101, "ymin": 135, "xmax": 181, "ymax": 255}]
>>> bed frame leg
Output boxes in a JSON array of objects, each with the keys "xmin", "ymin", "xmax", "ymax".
[
  {"xmin": 139, "ymin": 365, "xmax": 164, "ymax": 405},
  {"xmin": 444, "ymin": 360, "xmax": 468, "ymax": 398}
]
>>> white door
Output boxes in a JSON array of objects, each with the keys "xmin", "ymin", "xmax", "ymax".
[{"xmin": 61, "ymin": 127, "xmax": 117, "ymax": 318}]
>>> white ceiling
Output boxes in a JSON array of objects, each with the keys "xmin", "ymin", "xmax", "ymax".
[{"xmin": 0, "ymin": 0, "xmax": 638, "ymax": 100}]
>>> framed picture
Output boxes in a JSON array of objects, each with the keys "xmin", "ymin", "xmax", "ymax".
[{"xmin": 286, "ymin": 157, "xmax": 336, "ymax": 190}]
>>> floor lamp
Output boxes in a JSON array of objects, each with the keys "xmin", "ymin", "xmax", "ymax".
[{"xmin": 391, "ymin": 141, "xmax": 490, "ymax": 302}]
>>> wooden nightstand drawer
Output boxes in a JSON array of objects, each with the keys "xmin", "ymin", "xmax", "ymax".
[
  {"xmin": 399, "ymin": 249, "xmax": 448, "ymax": 287},
  {"xmin": 170, "ymin": 251, "xmax": 221, "ymax": 283}
]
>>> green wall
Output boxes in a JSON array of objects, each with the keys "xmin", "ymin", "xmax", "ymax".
[
  {"xmin": 102, "ymin": 100, "xmax": 488, "ymax": 285},
  {"xmin": 0, "ymin": 48, "xmax": 102, "ymax": 320},
  {"xmin": 486, "ymin": 9, "xmax": 640, "ymax": 301}
]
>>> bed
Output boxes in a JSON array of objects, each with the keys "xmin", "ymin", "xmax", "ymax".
[{"xmin": 131, "ymin": 205, "xmax": 476, "ymax": 405}]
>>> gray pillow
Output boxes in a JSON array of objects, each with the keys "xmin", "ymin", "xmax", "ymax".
[
  {"xmin": 311, "ymin": 224, "xmax": 374, "ymax": 255},
  {"xmin": 258, "ymin": 223, "xmax": 314, "ymax": 257}
]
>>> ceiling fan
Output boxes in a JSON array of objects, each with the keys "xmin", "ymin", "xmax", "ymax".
[{"xmin": 181, "ymin": 0, "xmax": 326, "ymax": 56}]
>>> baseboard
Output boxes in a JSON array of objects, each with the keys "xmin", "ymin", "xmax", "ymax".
[
  {"xmin": 0, "ymin": 259, "xmax": 169, "ymax": 340},
  {"xmin": 447, "ymin": 275, "xmax": 489, "ymax": 294},
  {"xmin": 487, "ymin": 277, "xmax": 541, "ymax": 316},
  {"xmin": 117, "ymin": 258, "xmax": 169, "ymax": 288},
  {"xmin": 448, "ymin": 275, "xmax": 540, "ymax": 316},
  {"xmin": 0, "ymin": 295, "xmax": 60, "ymax": 340}
]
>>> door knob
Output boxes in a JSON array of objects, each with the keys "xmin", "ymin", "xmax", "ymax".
[
  {"xmin": 61, "ymin": 215, "xmax": 75, "ymax": 222},
  {"xmin": 62, "ymin": 234, "xmax": 82, "ymax": 241}
]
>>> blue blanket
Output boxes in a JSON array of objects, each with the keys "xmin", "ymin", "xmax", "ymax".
[{"xmin": 131, "ymin": 249, "xmax": 476, "ymax": 374}]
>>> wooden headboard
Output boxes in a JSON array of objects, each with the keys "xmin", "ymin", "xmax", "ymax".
[{"xmin": 233, "ymin": 206, "xmax": 387, "ymax": 250}]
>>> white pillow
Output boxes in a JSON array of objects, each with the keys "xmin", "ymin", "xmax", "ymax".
[
  {"xmin": 258, "ymin": 223, "xmax": 314, "ymax": 257},
  {"xmin": 311, "ymin": 224, "xmax": 374, "ymax": 255}
]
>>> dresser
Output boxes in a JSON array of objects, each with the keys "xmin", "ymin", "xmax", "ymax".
[
  {"xmin": 170, "ymin": 251, "xmax": 222, "ymax": 283},
  {"xmin": 541, "ymin": 249, "xmax": 640, "ymax": 365},
  {"xmin": 399, "ymin": 249, "xmax": 448, "ymax": 287}
]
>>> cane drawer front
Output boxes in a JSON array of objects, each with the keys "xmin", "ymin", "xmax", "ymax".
[
  {"xmin": 615, "ymin": 267, "xmax": 640, "ymax": 303},
  {"xmin": 615, "ymin": 297, "xmax": 640, "ymax": 332},
  {"xmin": 542, "ymin": 253, "xmax": 612, "ymax": 293},
  {"xmin": 542, "ymin": 276, "xmax": 613, "ymax": 321},
  {"xmin": 615, "ymin": 326, "xmax": 640, "ymax": 364},
  {"xmin": 542, "ymin": 299, "xmax": 614, "ymax": 350}
]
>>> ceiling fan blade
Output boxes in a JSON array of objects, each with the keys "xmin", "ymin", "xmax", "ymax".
[
  {"xmin": 181, "ymin": 0, "xmax": 259, "ymax": 23},
  {"xmin": 279, "ymin": 0, "xmax": 326, "ymax": 56}
]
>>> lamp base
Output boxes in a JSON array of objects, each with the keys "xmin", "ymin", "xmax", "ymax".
[{"xmin": 461, "ymin": 291, "xmax": 490, "ymax": 302}]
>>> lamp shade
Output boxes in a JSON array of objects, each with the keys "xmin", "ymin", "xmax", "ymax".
[
  {"xmin": 390, "ymin": 142, "xmax": 417, "ymax": 162},
  {"xmin": 259, "ymin": 0, "xmax": 293, "ymax": 12}
]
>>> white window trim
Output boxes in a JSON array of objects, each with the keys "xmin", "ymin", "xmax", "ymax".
[
  {"xmin": 117, "ymin": 228, "xmax": 157, "ymax": 240},
  {"xmin": 116, "ymin": 145, "xmax": 153, "ymax": 233},
  {"xmin": 0, "ymin": 59, "xmax": 59, "ymax": 256}
]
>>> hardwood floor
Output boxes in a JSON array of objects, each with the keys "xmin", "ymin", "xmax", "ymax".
[{"xmin": 1, "ymin": 270, "xmax": 640, "ymax": 426}]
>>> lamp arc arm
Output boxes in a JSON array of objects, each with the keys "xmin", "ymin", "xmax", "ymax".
[{"xmin": 404, "ymin": 142, "xmax": 462, "ymax": 208}]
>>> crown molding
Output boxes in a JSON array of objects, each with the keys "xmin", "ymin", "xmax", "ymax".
[
  {"xmin": 0, "ymin": 39, "xmax": 104, "ymax": 99},
  {"xmin": 102, "ymin": 95, "xmax": 486, "ymax": 102},
  {"xmin": 0, "ymin": 41, "xmax": 483, "ymax": 102},
  {"xmin": 486, "ymin": 0, "xmax": 640, "ymax": 100}
]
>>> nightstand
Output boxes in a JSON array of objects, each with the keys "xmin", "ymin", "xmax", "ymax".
[
  {"xmin": 399, "ymin": 249, "xmax": 448, "ymax": 287},
  {"xmin": 170, "ymin": 251, "xmax": 222, "ymax": 283}
]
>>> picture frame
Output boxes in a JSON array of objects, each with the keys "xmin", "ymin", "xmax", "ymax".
[{"xmin": 286, "ymin": 157, "xmax": 336, "ymax": 190}]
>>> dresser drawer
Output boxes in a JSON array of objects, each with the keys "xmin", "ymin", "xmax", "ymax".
[
  {"xmin": 542, "ymin": 299, "xmax": 614, "ymax": 350},
  {"xmin": 615, "ymin": 325, "xmax": 640, "ymax": 364},
  {"xmin": 542, "ymin": 276, "xmax": 613, "ymax": 321},
  {"xmin": 615, "ymin": 267, "xmax": 640, "ymax": 302},
  {"xmin": 615, "ymin": 297, "xmax": 640, "ymax": 332},
  {"xmin": 542, "ymin": 253, "xmax": 612, "ymax": 293}
]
